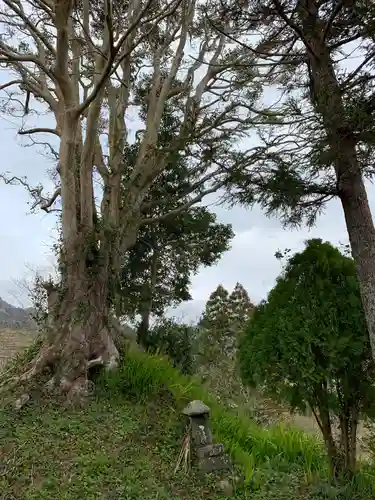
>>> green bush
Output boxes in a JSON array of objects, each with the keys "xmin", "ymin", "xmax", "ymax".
[
  {"xmin": 239, "ymin": 239, "xmax": 375, "ymax": 478},
  {"xmin": 142, "ymin": 318, "xmax": 197, "ymax": 375}
]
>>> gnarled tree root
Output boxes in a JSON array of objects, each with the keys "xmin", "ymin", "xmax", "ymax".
[
  {"xmin": 1, "ymin": 326, "xmax": 122, "ymax": 411},
  {"xmin": 0, "ymin": 344, "xmax": 55, "ymax": 394}
]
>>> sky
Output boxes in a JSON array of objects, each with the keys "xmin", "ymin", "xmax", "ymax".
[
  {"xmin": 1, "ymin": 111, "xmax": 373, "ymax": 322},
  {"xmin": 0, "ymin": 31, "xmax": 371, "ymax": 322}
]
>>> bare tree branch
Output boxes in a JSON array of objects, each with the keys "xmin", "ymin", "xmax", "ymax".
[
  {"xmin": 0, "ymin": 79, "xmax": 23, "ymax": 91},
  {"xmin": 0, "ymin": 173, "xmax": 61, "ymax": 213},
  {"xmin": 140, "ymin": 181, "xmax": 225, "ymax": 226},
  {"xmin": 75, "ymin": 0, "xmax": 184, "ymax": 117},
  {"xmin": 322, "ymin": 0, "xmax": 343, "ymax": 42},
  {"xmin": 2, "ymin": 0, "xmax": 56, "ymax": 55},
  {"xmin": 18, "ymin": 127, "xmax": 60, "ymax": 136},
  {"xmin": 271, "ymin": 0, "xmax": 318, "ymax": 58}
]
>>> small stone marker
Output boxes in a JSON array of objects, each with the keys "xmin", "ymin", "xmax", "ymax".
[{"xmin": 182, "ymin": 400, "xmax": 231, "ymax": 473}]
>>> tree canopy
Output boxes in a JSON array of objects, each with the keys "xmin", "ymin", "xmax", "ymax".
[
  {"xmin": 0, "ymin": 0, "xmax": 261, "ymax": 400},
  {"xmin": 239, "ymin": 239, "xmax": 375, "ymax": 476},
  {"xmin": 114, "ymin": 89, "xmax": 234, "ymax": 336},
  {"xmin": 204, "ymin": 0, "xmax": 375, "ymax": 363},
  {"xmin": 118, "ymin": 207, "xmax": 233, "ymax": 326}
]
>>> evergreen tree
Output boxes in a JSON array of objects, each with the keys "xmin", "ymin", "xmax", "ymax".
[
  {"xmin": 239, "ymin": 239, "xmax": 375, "ymax": 477},
  {"xmin": 229, "ymin": 282, "xmax": 254, "ymax": 328},
  {"xmin": 207, "ymin": 0, "xmax": 375, "ymax": 363},
  {"xmin": 197, "ymin": 282, "xmax": 253, "ymax": 406},
  {"xmin": 201, "ymin": 285, "xmax": 230, "ymax": 330}
]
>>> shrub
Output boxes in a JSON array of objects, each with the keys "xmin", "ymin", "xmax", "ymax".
[
  {"xmin": 142, "ymin": 318, "xmax": 197, "ymax": 375},
  {"xmin": 239, "ymin": 239, "xmax": 375, "ymax": 478}
]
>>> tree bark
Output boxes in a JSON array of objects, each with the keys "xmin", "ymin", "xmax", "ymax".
[
  {"xmin": 5, "ymin": 236, "xmax": 122, "ymax": 405},
  {"xmin": 298, "ymin": 1, "xmax": 375, "ymax": 361},
  {"xmin": 339, "ymin": 171, "xmax": 375, "ymax": 358},
  {"xmin": 137, "ymin": 248, "xmax": 158, "ymax": 347},
  {"xmin": 339, "ymin": 405, "xmax": 358, "ymax": 477},
  {"xmin": 312, "ymin": 387, "xmax": 341, "ymax": 478},
  {"xmin": 45, "ymin": 243, "xmax": 118, "ymax": 400}
]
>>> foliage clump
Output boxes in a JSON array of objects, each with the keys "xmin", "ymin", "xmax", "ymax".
[
  {"xmin": 239, "ymin": 239, "xmax": 375, "ymax": 477},
  {"xmin": 141, "ymin": 318, "xmax": 197, "ymax": 375}
]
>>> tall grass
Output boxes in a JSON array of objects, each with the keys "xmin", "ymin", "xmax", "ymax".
[{"xmin": 98, "ymin": 349, "xmax": 327, "ymax": 483}]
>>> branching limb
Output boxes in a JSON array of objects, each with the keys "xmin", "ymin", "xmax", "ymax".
[
  {"xmin": 322, "ymin": 0, "xmax": 343, "ymax": 41},
  {"xmin": 0, "ymin": 173, "xmax": 61, "ymax": 213},
  {"xmin": 76, "ymin": 0, "xmax": 184, "ymax": 116},
  {"xmin": 0, "ymin": 80, "xmax": 24, "ymax": 91},
  {"xmin": 18, "ymin": 127, "xmax": 60, "ymax": 136},
  {"xmin": 272, "ymin": 0, "xmax": 318, "ymax": 58},
  {"xmin": 2, "ymin": 0, "xmax": 57, "ymax": 56},
  {"xmin": 140, "ymin": 181, "xmax": 225, "ymax": 226},
  {"xmin": 0, "ymin": 43, "xmax": 57, "ymax": 84}
]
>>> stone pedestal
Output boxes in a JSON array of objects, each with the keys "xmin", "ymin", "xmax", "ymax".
[{"xmin": 182, "ymin": 400, "xmax": 231, "ymax": 473}]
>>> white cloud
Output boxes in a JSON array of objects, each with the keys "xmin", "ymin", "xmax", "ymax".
[
  {"xmin": 171, "ymin": 195, "xmax": 361, "ymax": 320},
  {"xmin": 1, "ymin": 54, "xmax": 374, "ymax": 321}
]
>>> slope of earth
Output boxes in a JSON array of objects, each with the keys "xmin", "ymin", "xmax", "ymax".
[
  {"xmin": 0, "ymin": 395, "xmax": 233, "ymax": 499},
  {"xmin": 0, "ymin": 328, "xmax": 36, "ymax": 370},
  {"xmin": 0, "ymin": 364, "xmax": 373, "ymax": 499},
  {"xmin": 0, "ymin": 342, "xmax": 374, "ymax": 499},
  {"xmin": 0, "ymin": 327, "xmax": 371, "ymax": 461}
]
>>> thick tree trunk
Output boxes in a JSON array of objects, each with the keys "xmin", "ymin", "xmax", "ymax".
[
  {"xmin": 339, "ymin": 170, "xmax": 375, "ymax": 357},
  {"xmin": 4, "ymin": 241, "xmax": 121, "ymax": 405},
  {"xmin": 44, "ymin": 255, "xmax": 119, "ymax": 402},
  {"xmin": 298, "ymin": 4, "xmax": 375, "ymax": 361}
]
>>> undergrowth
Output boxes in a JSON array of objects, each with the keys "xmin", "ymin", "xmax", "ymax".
[
  {"xmin": 98, "ymin": 350, "xmax": 375, "ymax": 497},
  {"xmin": 1, "ymin": 342, "xmax": 375, "ymax": 498},
  {"xmin": 98, "ymin": 350, "xmax": 326, "ymax": 482}
]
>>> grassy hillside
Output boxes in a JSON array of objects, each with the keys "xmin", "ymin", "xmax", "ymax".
[
  {"xmin": 1, "ymin": 394, "xmax": 228, "ymax": 499},
  {"xmin": 1, "ymin": 343, "xmax": 375, "ymax": 499}
]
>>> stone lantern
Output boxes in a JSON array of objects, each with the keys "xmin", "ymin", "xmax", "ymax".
[{"xmin": 182, "ymin": 400, "xmax": 231, "ymax": 473}]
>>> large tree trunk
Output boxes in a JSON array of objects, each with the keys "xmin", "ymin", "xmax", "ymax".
[
  {"xmin": 339, "ymin": 169, "xmax": 375, "ymax": 357},
  {"xmin": 44, "ymin": 243, "xmax": 119, "ymax": 402},
  {"xmin": 298, "ymin": 2, "xmax": 375, "ymax": 360},
  {"xmin": 4, "ymin": 238, "xmax": 122, "ymax": 406}
]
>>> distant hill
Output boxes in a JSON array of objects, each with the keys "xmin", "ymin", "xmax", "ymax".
[{"xmin": 0, "ymin": 297, "xmax": 36, "ymax": 331}]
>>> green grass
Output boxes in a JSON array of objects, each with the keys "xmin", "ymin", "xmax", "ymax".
[
  {"xmin": 97, "ymin": 349, "xmax": 375, "ymax": 498},
  {"xmin": 100, "ymin": 350, "xmax": 327, "ymax": 479},
  {"xmin": 1, "ymin": 395, "xmax": 239, "ymax": 499},
  {"xmin": 1, "ymin": 345, "xmax": 375, "ymax": 499}
]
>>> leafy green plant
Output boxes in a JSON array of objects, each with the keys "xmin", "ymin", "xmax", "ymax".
[
  {"xmin": 239, "ymin": 239, "xmax": 375, "ymax": 478},
  {"xmin": 142, "ymin": 318, "xmax": 197, "ymax": 375}
]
